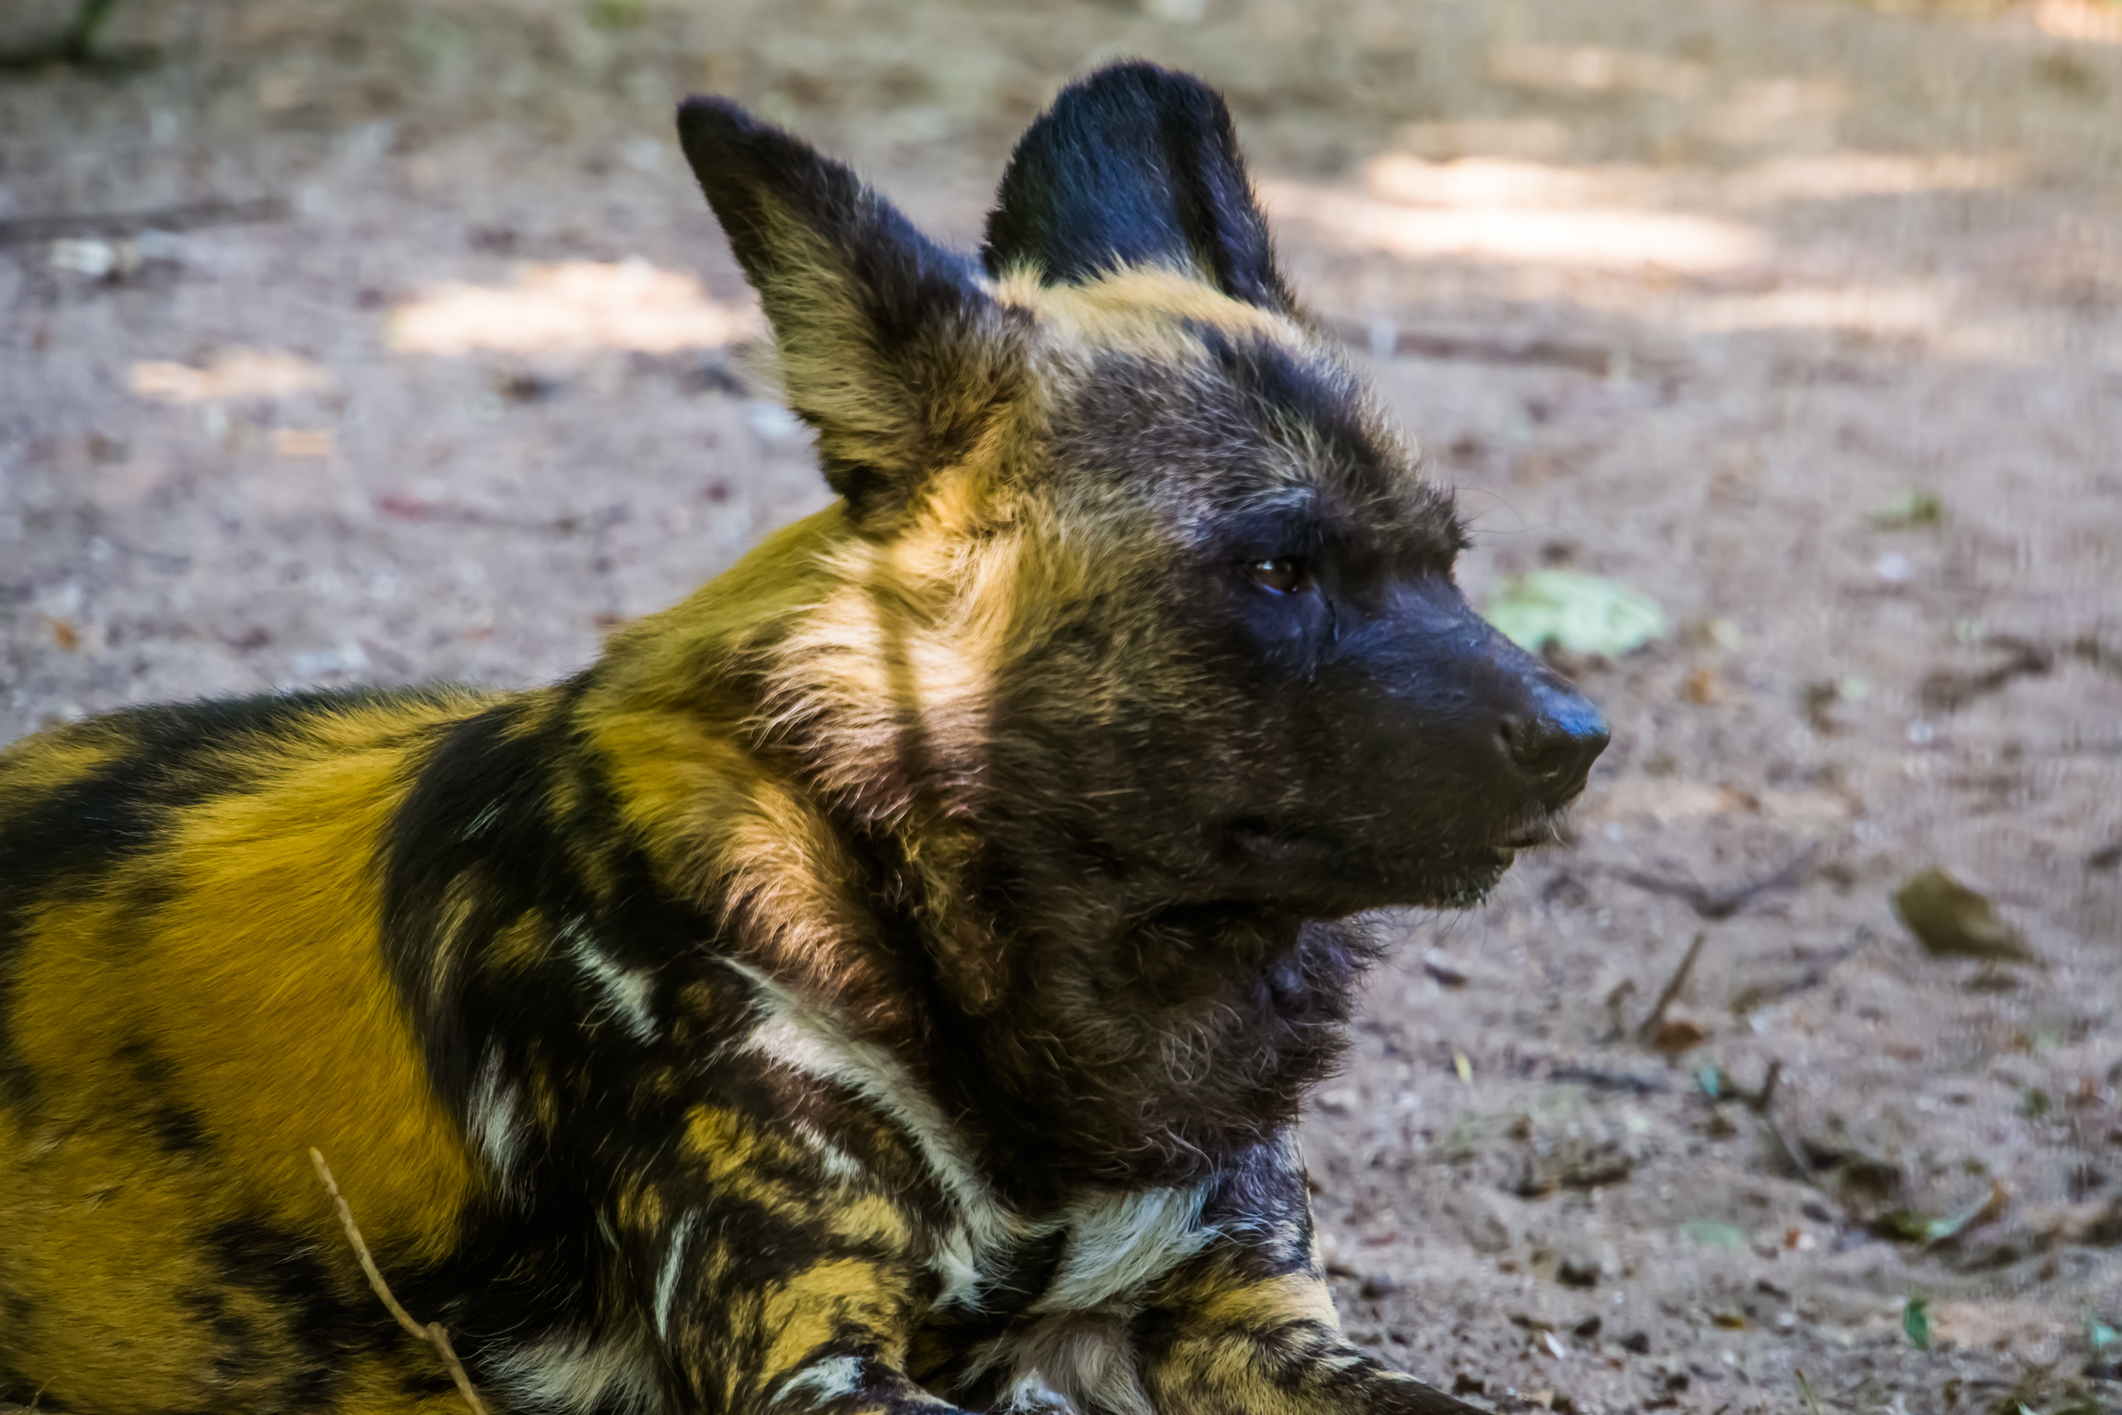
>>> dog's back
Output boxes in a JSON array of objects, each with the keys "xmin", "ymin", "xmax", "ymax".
[{"xmin": 0, "ymin": 688, "xmax": 500, "ymax": 1409}]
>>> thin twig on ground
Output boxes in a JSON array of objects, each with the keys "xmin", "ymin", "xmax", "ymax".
[
  {"xmin": 1549, "ymin": 1064, "xmax": 1669, "ymax": 1096},
  {"xmin": 1729, "ymin": 932, "xmax": 1870, "ymax": 1014},
  {"xmin": 1740, "ymin": 1061, "xmax": 1834, "ymax": 1205},
  {"xmin": 1744, "ymin": 1059, "xmax": 1782, "ymax": 1114},
  {"xmin": 310, "ymin": 1148, "xmax": 489, "ymax": 1415},
  {"xmin": 1636, "ymin": 931, "xmax": 1708, "ymax": 1044},
  {"xmin": 1617, "ymin": 843, "xmax": 1821, "ymax": 921},
  {"xmin": 1762, "ymin": 1109, "xmax": 1817, "ymax": 1190}
]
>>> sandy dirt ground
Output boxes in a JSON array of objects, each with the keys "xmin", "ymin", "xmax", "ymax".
[{"xmin": 4, "ymin": 0, "xmax": 2121, "ymax": 1410}]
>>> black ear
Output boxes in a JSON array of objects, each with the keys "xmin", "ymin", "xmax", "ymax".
[
  {"xmin": 981, "ymin": 63, "xmax": 1291, "ymax": 312},
  {"xmin": 677, "ymin": 98, "xmax": 1021, "ymax": 520}
]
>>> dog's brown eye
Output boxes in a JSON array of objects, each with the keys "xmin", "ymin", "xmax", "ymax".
[{"xmin": 1248, "ymin": 557, "xmax": 1308, "ymax": 593}]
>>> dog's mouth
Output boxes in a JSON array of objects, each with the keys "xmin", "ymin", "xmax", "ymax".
[
  {"xmin": 1191, "ymin": 820, "xmax": 1533, "ymax": 916},
  {"xmin": 1488, "ymin": 804, "xmax": 1573, "ymax": 856},
  {"xmin": 1209, "ymin": 796, "xmax": 1594, "ymax": 911}
]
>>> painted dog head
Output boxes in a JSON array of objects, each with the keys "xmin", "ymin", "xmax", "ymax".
[{"xmin": 676, "ymin": 63, "xmax": 1607, "ymax": 941}]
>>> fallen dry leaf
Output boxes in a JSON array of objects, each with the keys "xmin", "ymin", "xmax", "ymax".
[
  {"xmin": 1422, "ymin": 949, "xmax": 1470, "ymax": 989},
  {"xmin": 1892, "ymin": 867, "xmax": 2039, "ymax": 964},
  {"xmin": 1649, "ymin": 1015, "xmax": 1711, "ymax": 1053},
  {"xmin": 47, "ymin": 616, "xmax": 77, "ymax": 651}
]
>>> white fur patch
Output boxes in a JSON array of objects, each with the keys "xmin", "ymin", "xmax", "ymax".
[
  {"xmin": 563, "ymin": 917, "xmax": 658, "ymax": 1043},
  {"xmin": 488, "ymin": 1324, "xmax": 665, "ymax": 1415},
  {"xmin": 736, "ymin": 978, "xmax": 988, "ymax": 1212},
  {"xmin": 929, "ymin": 1219, "xmax": 988, "ymax": 1310},
  {"xmin": 774, "ymin": 1354, "xmax": 866, "ymax": 1408},
  {"xmin": 460, "ymin": 800, "xmax": 506, "ymax": 842},
  {"xmin": 1037, "ymin": 1185, "xmax": 1214, "ymax": 1314},
  {"xmin": 792, "ymin": 1121, "xmax": 868, "ymax": 1183},
  {"xmin": 989, "ymin": 1317, "xmax": 1152, "ymax": 1415},
  {"xmin": 655, "ymin": 1210, "xmax": 701, "ymax": 1340},
  {"xmin": 469, "ymin": 1042, "xmax": 526, "ymax": 1189},
  {"xmin": 723, "ymin": 959, "xmax": 1224, "ymax": 1415}
]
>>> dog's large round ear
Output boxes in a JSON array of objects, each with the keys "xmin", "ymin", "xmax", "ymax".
[
  {"xmin": 981, "ymin": 63, "xmax": 1293, "ymax": 313},
  {"xmin": 677, "ymin": 98, "xmax": 1023, "ymax": 524}
]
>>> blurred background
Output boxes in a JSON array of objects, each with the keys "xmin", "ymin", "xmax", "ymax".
[{"xmin": 2, "ymin": 1, "xmax": 2119, "ymax": 1410}]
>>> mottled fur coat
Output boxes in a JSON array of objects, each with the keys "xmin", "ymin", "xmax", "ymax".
[{"xmin": 0, "ymin": 63, "xmax": 1605, "ymax": 1415}]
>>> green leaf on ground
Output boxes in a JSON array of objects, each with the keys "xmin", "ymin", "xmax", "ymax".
[
  {"xmin": 1680, "ymin": 1220, "xmax": 1747, "ymax": 1250},
  {"xmin": 1891, "ymin": 867, "xmax": 2040, "ymax": 964},
  {"xmin": 1885, "ymin": 1181, "xmax": 2010, "ymax": 1246},
  {"xmin": 1870, "ymin": 487, "xmax": 1945, "ymax": 529},
  {"xmin": 1485, "ymin": 570, "xmax": 1667, "ymax": 657},
  {"xmin": 1904, "ymin": 1294, "xmax": 1932, "ymax": 1351}
]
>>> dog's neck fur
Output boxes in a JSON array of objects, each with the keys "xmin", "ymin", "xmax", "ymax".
[
  {"xmin": 579, "ymin": 517, "xmax": 1371, "ymax": 1211},
  {"xmin": 862, "ymin": 822, "xmax": 1370, "ymax": 1209}
]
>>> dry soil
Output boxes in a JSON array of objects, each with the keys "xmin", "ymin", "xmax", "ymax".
[{"xmin": 3, "ymin": 1, "xmax": 2120, "ymax": 1411}]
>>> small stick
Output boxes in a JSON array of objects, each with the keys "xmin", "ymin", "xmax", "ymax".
[
  {"xmin": 310, "ymin": 1148, "xmax": 490, "ymax": 1415},
  {"xmin": 1637, "ymin": 931, "xmax": 1707, "ymax": 1043},
  {"xmin": 1618, "ymin": 843, "xmax": 1820, "ymax": 921},
  {"xmin": 1739, "ymin": 1067, "xmax": 1834, "ymax": 1207},
  {"xmin": 1763, "ymin": 1106, "xmax": 1815, "ymax": 1191},
  {"xmin": 1745, "ymin": 1059, "xmax": 1783, "ymax": 1115}
]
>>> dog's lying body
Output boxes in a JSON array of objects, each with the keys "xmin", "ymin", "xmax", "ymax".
[{"xmin": 0, "ymin": 65, "xmax": 1604, "ymax": 1415}]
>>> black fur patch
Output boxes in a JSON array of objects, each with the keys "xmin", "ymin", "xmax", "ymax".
[{"xmin": 984, "ymin": 62, "xmax": 1292, "ymax": 311}]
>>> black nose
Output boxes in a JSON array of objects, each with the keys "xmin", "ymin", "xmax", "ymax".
[{"xmin": 1499, "ymin": 688, "xmax": 1609, "ymax": 809}]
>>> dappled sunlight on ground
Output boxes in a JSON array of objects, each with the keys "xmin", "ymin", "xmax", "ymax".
[
  {"xmin": 129, "ymin": 345, "xmax": 333, "ymax": 403},
  {"xmin": 4, "ymin": 0, "xmax": 2121, "ymax": 1409},
  {"xmin": 1264, "ymin": 137, "xmax": 2060, "ymax": 349},
  {"xmin": 386, "ymin": 258, "xmax": 763, "ymax": 358},
  {"xmin": 1263, "ymin": 176, "xmax": 1766, "ymax": 275},
  {"xmin": 2038, "ymin": 0, "xmax": 2122, "ymax": 41}
]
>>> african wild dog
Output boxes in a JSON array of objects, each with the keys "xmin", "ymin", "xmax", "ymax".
[{"xmin": 0, "ymin": 63, "xmax": 1604, "ymax": 1415}]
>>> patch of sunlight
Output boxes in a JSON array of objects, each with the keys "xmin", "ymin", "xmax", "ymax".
[
  {"xmin": 1688, "ymin": 283, "xmax": 1949, "ymax": 336},
  {"xmin": 1259, "ymin": 179, "xmax": 1764, "ymax": 275},
  {"xmin": 130, "ymin": 346, "xmax": 332, "ymax": 403},
  {"xmin": 1726, "ymin": 153, "xmax": 2019, "ymax": 205},
  {"xmin": 387, "ymin": 258, "xmax": 764, "ymax": 357},
  {"xmin": 2038, "ymin": 0, "xmax": 2122, "ymax": 41},
  {"xmin": 1364, "ymin": 155, "xmax": 1621, "ymax": 209},
  {"xmin": 1488, "ymin": 45, "xmax": 1708, "ymax": 100}
]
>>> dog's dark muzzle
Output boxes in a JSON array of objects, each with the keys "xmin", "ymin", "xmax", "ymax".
[
  {"xmin": 1324, "ymin": 580, "xmax": 1611, "ymax": 854},
  {"xmin": 1496, "ymin": 672, "xmax": 1609, "ymax": 815}
]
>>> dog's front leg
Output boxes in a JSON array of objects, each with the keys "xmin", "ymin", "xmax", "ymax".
[
  {"xmin": 1135, "ymin": 1151, "xmax": 1483, "ymax": 1415},
  {"xmin": 1136, "ymin": 1262, "xmax": 1481, "ymax": 1415},
  {"xmin": 619, "ymin": 1103, "xmax": 962, "ymax": 1415},
  {"xmin": 736, "ymin": 1350, "xmax": 968, "ymax": 1415}
]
